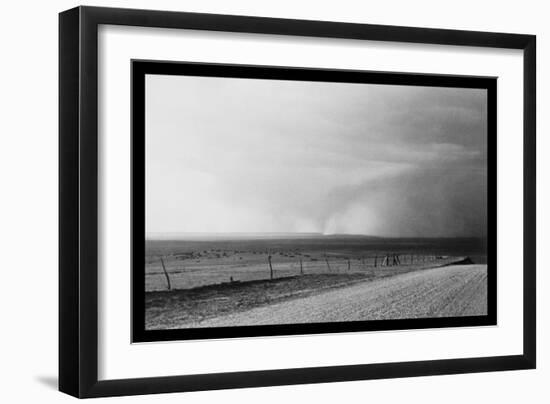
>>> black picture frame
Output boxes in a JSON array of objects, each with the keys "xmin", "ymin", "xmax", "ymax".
[
  {"xmin": 59, "ymin": 5, "xmax": 536, "ymax": 398},
  {"xmin": 131, "ymin": 60, "xmax": 497, "ymax": 343}
]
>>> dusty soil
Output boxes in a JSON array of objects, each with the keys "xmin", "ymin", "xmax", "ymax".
[
  {"xmin": 145, "ymin": 259, "xmax": 485, "ymax": 330},
  {"xmin": 194, "ymin": 264, "xmax": 488, "ymax": 327},
  {"xmin": 146, "ymin": 273, "xmax": 373, "ymax": 330}
]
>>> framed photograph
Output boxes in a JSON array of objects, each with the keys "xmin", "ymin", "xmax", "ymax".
[
  {"xmin": 133, "ymin": 60, "xmax": 497, "ymax": 343},
  {"xmin": 59, "ymin": 6, "xmax": 536, "ymax": 398}
]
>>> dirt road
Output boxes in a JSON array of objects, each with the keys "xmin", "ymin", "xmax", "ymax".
[{"xmin": 194, "ymin": 264, "xmax": 487, "ymax": 327}]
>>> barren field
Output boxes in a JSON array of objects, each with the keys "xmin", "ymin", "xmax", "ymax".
[
  {"xmin": 145, "ymin": 236, "xmax": 486, "ymax": 291},
  {"xmin": 146, "ymin": 262, "xmax": 486, "ymax": 329},
  {"xmin": 192, "ymin": 264, "xmax": 487, "ymax": 327},
  {"xmin": 144, "ymin": 236, "xmax": 487, "ymax": 330}
]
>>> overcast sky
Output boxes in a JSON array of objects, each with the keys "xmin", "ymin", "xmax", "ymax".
[{"xmin": 145, "ymin": 74, "xmax": 487, "ymax": 238}]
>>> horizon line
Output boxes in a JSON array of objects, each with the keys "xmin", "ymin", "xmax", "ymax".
[{"xmin": 146, "ymin": 231, "xmax": 486, "ymax": 240}]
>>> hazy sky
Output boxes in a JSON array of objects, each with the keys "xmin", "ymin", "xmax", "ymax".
[{"xmin": 145, "ymin": 74, "xmax": 487, "ymax": 238}]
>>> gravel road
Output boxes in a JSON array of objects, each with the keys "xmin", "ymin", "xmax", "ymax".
[{"xmin": 195, "ymin": 264, "xmax": 487, "ymax": 327}]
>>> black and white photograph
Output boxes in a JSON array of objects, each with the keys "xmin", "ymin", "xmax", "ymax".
[
  {"xmin": 134, "ymin": 62, "xmax": 495, "ymax": 339},
  {"xmin": 51, "ymin": 4, "xmax": 538, "ymax": 400}
]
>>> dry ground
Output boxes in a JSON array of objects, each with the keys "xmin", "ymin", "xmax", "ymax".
[
  {"xmin": 146, "ymin": 273, "xmax": 374, "ymax": 329},
  {"xmin": 146, "ymin": 263, "xmax": 487, "ymax": 329},
  {"xmin": 191, "ymin": 264, "xmax": 487, "ymax": 327},
  {"xmin": 145, "ymin": 236, "xmax": 485, "ymax": 291}
]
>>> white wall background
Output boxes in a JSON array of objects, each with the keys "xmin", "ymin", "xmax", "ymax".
[{"xmin": 0, "ymin": 0, "xmax": 546, "ymax": 402}]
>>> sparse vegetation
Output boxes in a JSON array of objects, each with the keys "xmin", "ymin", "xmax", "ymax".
[{"xmin": 144, "ymin": 236, "xmax": 487, "ymax": 329}]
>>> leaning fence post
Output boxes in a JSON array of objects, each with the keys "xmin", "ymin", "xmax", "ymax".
[
  {"xmin": 160, "ymin": 257, "xmax": 171, "ymax": 291},
  {"xmin": 325, "ymin": 255, "xmax": 332, "ymax": 271}
]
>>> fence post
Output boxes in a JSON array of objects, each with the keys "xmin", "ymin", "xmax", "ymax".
[
  {"xmin": 300, "ymin": 258, "xmax": 303, "ymax": 275},
  {"xmin": 268, "ymin": 252, "xmax": 273, "ymax": 280},
  {"xmin": 325, "ymin": 255, "xmax": 332, "ymax": 271},
  {"xmin": 160, "ymin": 257, "xmax": 171, "ymax": 291},
  {"xmin": 347, "ymin": 258, "xmax": 351, "ymax": 271}
]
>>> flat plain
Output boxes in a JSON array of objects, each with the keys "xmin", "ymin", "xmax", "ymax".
[{"xmin": 144, "ymin": 235, "xmax": 487, "ymax": 330}]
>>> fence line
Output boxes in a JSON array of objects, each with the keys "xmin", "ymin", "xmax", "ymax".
[{"xmin": 151, "ymin": 253, "xmax": 445, "ymax": 290}]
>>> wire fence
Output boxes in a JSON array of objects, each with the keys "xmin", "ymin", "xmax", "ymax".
[{"xmin": 146, "ymin": 251, "xmax": 453, "ymax": 292}]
